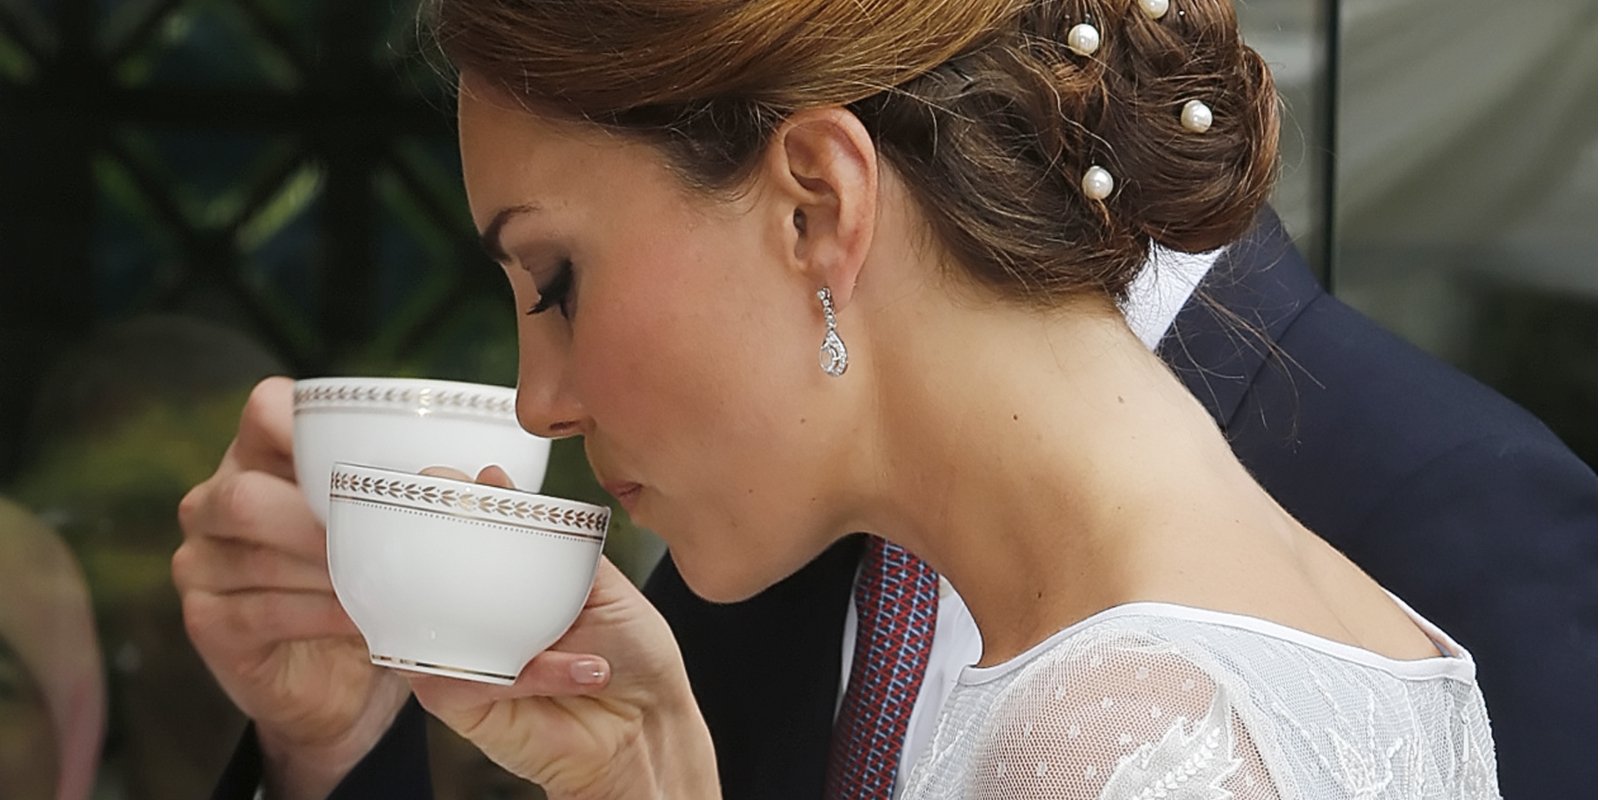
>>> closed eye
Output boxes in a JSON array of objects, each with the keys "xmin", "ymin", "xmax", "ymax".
[{"xmin": 527, "ymin": 258, "xmax": 575, "ymax": 318}]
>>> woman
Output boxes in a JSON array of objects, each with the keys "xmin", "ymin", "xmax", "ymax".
[{"xmin": 181, "ymin": 0, "xmax": 1503, "ymax": 797}]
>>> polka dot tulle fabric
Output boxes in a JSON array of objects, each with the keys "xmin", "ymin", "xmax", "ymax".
[{"xmin": 899, "ymin": 604, "xmax": 1500, "ymax": 799}]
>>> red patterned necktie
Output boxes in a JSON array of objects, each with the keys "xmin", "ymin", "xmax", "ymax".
[{"xmin": 826, "ymin": 536, "xmax": 940, "ymax": 799}]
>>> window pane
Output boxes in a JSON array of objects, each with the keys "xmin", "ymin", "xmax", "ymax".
[
  {"xmin": 1330, "ymin": 0, "xmax": 1596, "ymax": 464},
  {"xmin": 1240, "ymin": 0, "xmax": 1332, "ymax": 279}
]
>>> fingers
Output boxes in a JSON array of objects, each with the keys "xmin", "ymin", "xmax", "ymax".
[
  {"xmin": 503, "ymin": 650, "xmax": 613, "ymax": 698},
  {"xmin": 584, "ymin": 556, "xmax": 645, "ymax": 609},
  {"xmin": 593, "ymin": 555, "xmax": 627, "ymax": 586},
  {"xmin": 182, "ymin": 589, "xmax": 361, "ymax": 654},
  {"xmin": 173, "ymin": 537, "xmax": 334, "ymax": 595},
  {"xmin": 419, "ymin": 465, "xmax": 472, "ymax": 482},
  {"xmin": 181, "ymin": 462, "xmax": 514, "ymax": 561},
  {"xmin": 228, "ymin": 377, "xmax": 297, "ymax": 479},
  {"xmin": 406, "ymin": 650, "xmax": 612, "ymax": 712},
  {"xmin": 179, "ymin": 468, "xmax": 324, "ymax": 560},
  {"xmin": 419, "ymin": 465, "xmax": 516, "ymax": 490},
  {"xmin": 476, "ymin": 465, "xmax": 515, "ymax": 489}
]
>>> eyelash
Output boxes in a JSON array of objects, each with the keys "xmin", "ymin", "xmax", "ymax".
[{"xmin": 525, "ymin": 259, "xmax": 575, "ymax": 318}]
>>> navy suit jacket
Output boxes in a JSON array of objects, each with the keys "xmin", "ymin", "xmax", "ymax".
[{"xmin": 214, "ymin": 211, "xmax": 1596, "ymax": 799}]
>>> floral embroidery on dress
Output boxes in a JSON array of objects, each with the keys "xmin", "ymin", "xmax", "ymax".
[
  {"xmin": 1097, "ymin": 690, "xmax": 1243, "ymax": 800},
  {"xmin": 1326, "ymin": 690, "xmax": 1407, "ymax": 798},
  {"xmin": 898, "ymin": 607, "xmax": 1500, "ymax": 800}
]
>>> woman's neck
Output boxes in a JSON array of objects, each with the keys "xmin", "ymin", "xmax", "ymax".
[{"xmin": 835, "ymin": 287, "xmax": 1292, "ymax": 665}]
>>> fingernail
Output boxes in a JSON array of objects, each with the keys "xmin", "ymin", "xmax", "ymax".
[
  {"xmin": 478, "ymin": 465, "xmax": 515, "ymax": 488},
  {"xmin": 571, "ymin": 658, "xmax": 608, "ymax": 685}
]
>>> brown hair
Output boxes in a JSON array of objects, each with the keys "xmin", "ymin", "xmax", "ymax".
[{"xmin": 428, "ymin": 0, "xmax": 1279, "ymax": 304}]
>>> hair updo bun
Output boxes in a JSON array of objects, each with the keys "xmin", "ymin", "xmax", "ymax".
[
  {"xmin": 1037, "ymin": 0, "xmax": 1282, "ymax": 255},
  {"xmin": 430, "ymin": 0, "xmax": 1279, "ymax": 304}
]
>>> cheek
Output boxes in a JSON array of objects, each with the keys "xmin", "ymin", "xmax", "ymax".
[
  {"xmin": 574, "ymin": 222, "xmax": 804, "ymax": 445},
  {"xmin": 571, "ymin": 282, "xmax": 735, "ymax": 454}
]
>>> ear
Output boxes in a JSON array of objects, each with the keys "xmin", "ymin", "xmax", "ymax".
[{"xmin": 758, "ymin": 107, "xmax": 878, "ymax": 308}]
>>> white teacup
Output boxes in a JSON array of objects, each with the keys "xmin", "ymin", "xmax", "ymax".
[
  {"xmin": 292, "ymin": 377, "xmax": 551, "ymax": 522},
  {"xmin": 326, "ymin": 463, "xmax": 609, "ymax": 684}
]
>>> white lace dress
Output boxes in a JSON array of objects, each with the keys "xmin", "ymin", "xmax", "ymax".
[{"xmin": 899, "ymin": 601, "xmax": 1500, "ymax": 800}]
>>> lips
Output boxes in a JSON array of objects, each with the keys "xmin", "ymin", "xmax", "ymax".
[{"xmin": 601, "ymin": 481, "xmax": 643, "ymax": 513}]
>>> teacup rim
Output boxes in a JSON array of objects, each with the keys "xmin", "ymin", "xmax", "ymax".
[
  {"xmin": 328, "ymin": 462, "xmax": 610, "ymax": 542},
  {"xmin": 294, "ymin": 376, "xmax": 516, "ymax": 394},
  {"xmin": 293, "ymin": 377, "xmax": 520, "ymax": 423}
]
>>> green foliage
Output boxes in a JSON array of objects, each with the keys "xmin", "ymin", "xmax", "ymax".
[
  {"xmin": 12, "ymin": 392, "xmax": 246, "ymax": 522},
  {"xmin": 236, "ymin": 164, "xmax": 323, "ymax": 251},
  {"xmin": 0, "ymin": 29, "xmax": 33, "ymax": 81},
  {"xmin": 7, "ymin": 390, "xmax": 252, "ymax": 602}
]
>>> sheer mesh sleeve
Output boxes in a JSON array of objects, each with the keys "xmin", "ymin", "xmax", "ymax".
[{"xmin": 901, "ymin": 628, "xmax": 1288, "ymax": 800}]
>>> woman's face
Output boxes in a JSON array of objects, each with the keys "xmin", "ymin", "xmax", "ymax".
[{"xmin": 457, "ymin": 77, "xmax": 854, "ymax": 601}]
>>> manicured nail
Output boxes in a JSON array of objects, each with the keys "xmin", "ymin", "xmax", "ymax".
[{"xmin": 571, "ymin": 658, "xmax": 608, "ymax": 685}]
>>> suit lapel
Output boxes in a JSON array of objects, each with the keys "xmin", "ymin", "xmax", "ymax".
[{"xmin": 1157, "ymin": 209, "xmax": 1326, "ymax": 431}]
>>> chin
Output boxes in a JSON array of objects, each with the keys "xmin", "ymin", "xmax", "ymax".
[
  {"xmin": 654, "ymin": 505, "xmax": 836, "ymax": 603},
  {"xmin": 672, "ymin": 554, "xmax": 779, "ymax": 604},
  {"xmin": 666, "ymin": 539, "xmax": 807, "ymax": 604}
]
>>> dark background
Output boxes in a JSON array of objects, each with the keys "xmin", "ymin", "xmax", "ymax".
[{"xmin": 0, "ymin": 1, "xmax": 1591, "ymax": 798}]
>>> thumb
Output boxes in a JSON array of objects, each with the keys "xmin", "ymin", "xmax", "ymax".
[
  {"xmin": 419, "ymin": 465, "xmax": 473, "ymax": 482},
  {"xmin": 475, "ymin": 465, "xmax": 516, "ymax": 489}
]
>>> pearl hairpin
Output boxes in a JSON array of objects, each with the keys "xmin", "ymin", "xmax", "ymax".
[
  {"xmin": 1138, "ymin": 0, "xmax": 1170, "ymax": 20},
  {"xmin": 1081, "ymin": 166, "xmax": 1115, "ymax": 200},
  {"xmin": 1066, "ymin": 23, "xmax": 1101, "ymax": 57},
  {"xmin": 1180, "ymin": 99, "xmax": 1214, "ymax": 133}
]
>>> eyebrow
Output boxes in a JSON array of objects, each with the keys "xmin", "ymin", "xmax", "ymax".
[{"xmin": 477, "ymin": 204, "xmax": 540, "ymax": 264}]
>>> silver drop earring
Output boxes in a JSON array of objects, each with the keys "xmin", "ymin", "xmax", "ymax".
[{"xmin": 817, "ymin": 287, "xmax": 848, "ymax": 377}]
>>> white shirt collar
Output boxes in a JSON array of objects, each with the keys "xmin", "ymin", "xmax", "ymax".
[{"xmin": 1120, "ymin": 244, "xmax": 1227, "ymax": 350}]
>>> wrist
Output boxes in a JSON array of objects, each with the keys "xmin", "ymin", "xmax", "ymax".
[
  {"xmin": 547, "ymin": 677, "xmax": 720, "ymax": 800},
  {"xmin": 258, "ymin": 693, "xmax": 410, "ymax": 800},
  {"xmin": 259, "ymin": 725, "xmax": 379, "ymax": 800},
  {"xmin": 642, "ymin": 677, "xmax": 720, "ymax": 799}
]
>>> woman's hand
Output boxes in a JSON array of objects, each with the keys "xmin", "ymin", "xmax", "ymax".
[
  {"xmin": 173, "ymin": 378, "xmax": 412, "ymax": 800},
  {"xmin": 408, "ymin": 467, "xmax": 720, "ymax": 800}
]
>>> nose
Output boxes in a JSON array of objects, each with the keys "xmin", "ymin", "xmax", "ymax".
[
  {"xmin": 516, "ymin": 374, "xmax": 587, "ymax": 439},
  {"xmin": 508, "ymin": 288, "xmax": 592, "ymax": 438},
  {"xmin": 515, "ymin": 329, "xmax": 589, "ymax": 439},
  {"xmin": 512, "ymin": 315, "xmax": 588, "ymax": 438}
]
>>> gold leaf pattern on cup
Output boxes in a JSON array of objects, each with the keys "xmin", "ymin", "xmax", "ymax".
[
  {"xmin": 329, "ymin": 470, "xmax": 609, "ymax": 536},
  {"xmin": 294, "ymin": 384, "xmax": 517, "ymax": 418}
]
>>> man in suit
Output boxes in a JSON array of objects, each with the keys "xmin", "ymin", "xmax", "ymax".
[{"xmin": 207, "ymin": 210, "xmax": 1596, "ymax": 799}]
